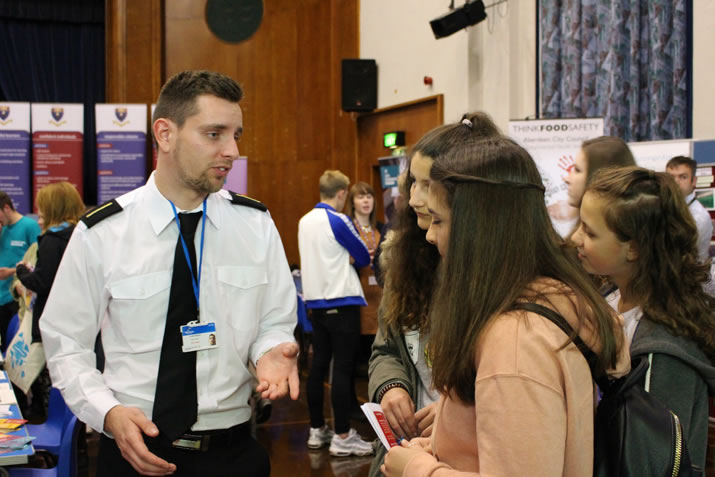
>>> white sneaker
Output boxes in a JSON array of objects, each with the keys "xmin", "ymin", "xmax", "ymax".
[
  {"xmin": 307, "ymin": 425, "xmax": 334, "ymax": 449},
  {"xmin": 329, "ymin": 429, "xmax": 374, "ymax": 457}
]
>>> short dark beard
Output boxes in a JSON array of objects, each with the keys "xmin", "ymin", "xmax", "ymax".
[{"xmin": 182, "ymin": 171, "xmax": 223, "ymax": 195}]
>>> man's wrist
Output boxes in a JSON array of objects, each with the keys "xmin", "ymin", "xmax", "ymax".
[{"xmin": 255, "ymin": 346, "xmax": 274, "ymax": 366}]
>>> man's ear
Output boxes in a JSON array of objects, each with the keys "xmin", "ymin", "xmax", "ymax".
[{"xmin": 152, "ymin": 118, "xmax": 174, "ymax": 153}]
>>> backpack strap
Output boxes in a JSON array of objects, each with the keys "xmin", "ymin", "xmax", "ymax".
[
  {"xmin": 510, "ymin": 302, "xmax": 601, "ymax": 378},
  {"xmin": 644, "ymin": 353, "xmax": 653, "ymax": 392}
]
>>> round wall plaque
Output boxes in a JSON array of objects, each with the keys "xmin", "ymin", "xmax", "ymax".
[{"xmin": 205, "ymin": 0, "xmax": 263, "ymax": 43}]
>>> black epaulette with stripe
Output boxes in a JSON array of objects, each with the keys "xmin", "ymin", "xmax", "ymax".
[
  {"xmin": 227, "ymin": 191, "xmax": 268, "ymax": 212},
  {"xmin": 81, "ymin": 199, "xmax": 123, "ymax": 228}
]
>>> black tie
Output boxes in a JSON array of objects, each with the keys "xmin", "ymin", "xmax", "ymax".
[{"xmin": 153, "ymin": 211, "xmax": 203, "ymax": 441}]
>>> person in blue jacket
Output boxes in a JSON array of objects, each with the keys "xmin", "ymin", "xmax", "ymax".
[
  {"xmin": 298, "ymin": 169, "xmax": 374, "ymax": 457},
  {"xmin": 0, "ymin": 190, "xmax": 41, "ymax": 344}
]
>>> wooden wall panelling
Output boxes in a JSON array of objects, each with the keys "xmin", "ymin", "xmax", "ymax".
[
  {"xmin": 106, "ymin": 0, "xmax": 164, "ymax": 103},
  {"xmin": 164, "ymin": 0, "xmax": 358, "ymax": 265},
  {"xmin": 106, "ymin": 0, "xmax": 164, "ymax": 175},
  {"xmin": 106, "ymin": 0, "xmax": 127, "ymax": 102},
  {"xmin": 330, "ymin": 0, "xmax": 360, "ymax": 180},
  {"xmin": 356, "ymin": 95, "xmax": 444, "ymax": 222}
]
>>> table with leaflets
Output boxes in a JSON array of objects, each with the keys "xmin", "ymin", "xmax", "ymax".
[{"xmin": 0, "ymin": 369, "xmax": 35, "ymax": 471}]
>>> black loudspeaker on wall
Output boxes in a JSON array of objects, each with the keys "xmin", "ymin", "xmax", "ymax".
[{"xmin": 342, "ymin": 59, "xmax": 377, "ymax": 112}]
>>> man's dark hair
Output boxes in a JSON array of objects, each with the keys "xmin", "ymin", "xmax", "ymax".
[
  {"xmin": 666, "ymin": 155, "xmax": 697, "ymax": 178},
  {"xmin": 152, "ymin": 70, "xmax": 243, "ymax": 139},
  {"xmin": 0, "ymin": 191, "xmax": 15, "ymax": 211}
]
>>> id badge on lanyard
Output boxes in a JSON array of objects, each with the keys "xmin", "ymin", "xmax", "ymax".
[
  {"xmin": 181, "ymin": 321, "xmax": 219, "ymax": 352},
  {"xmin": 170, "ymin": 199, "xmax": 220, "ymax": 353}
]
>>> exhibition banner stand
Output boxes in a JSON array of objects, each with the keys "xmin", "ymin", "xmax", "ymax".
[
  {"xmin": 628, "ymin": 140, "xmax": 691, "ymax": 172},
  {"xmin": 151, "ymin": 104, "xmax": 157, "ymax": 170},
  {"xmin": 31, "ymin": 103, "xmax": 84, "ymax": 204},
  {"xmin": 95, "ymin": 104, "xmax": 148, "ymax": 204},
  {"xmin": 377, "ymin": 155, "xmax": 406, "ymax": 225},
  {"xmin": 627, "ymin": 138, "xmax": 715, "ymax": 171},
  {"xmin": 0, "ymin": 103, "xmax": 31, "ymax": 213},
  {"xmin": 508, "ymin": 118, "xmax": 604, "ymax": 238},
  {"xmin": 223, "ymin": 156, "xmax": 248, "ymax": 195}
]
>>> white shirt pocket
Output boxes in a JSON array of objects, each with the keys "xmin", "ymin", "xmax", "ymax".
[
  {"xmin": 107, "ymin": 271, "xmax": 172, "ymax": 353},
  {"xmin": 216, "ymin": 266, "xmax": 268, "ymax": 333}
]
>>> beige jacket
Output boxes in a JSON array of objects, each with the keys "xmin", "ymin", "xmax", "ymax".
[{"xmin": 403, "ymin": 279, "xmax": 630, "ymax": 477}]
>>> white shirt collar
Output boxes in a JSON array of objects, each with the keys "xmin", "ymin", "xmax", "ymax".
[
  {"xmin": 685, "ymin": 191, "xmax": 696, "ymax": 204},
  {"xmin": 144, "ymin": 172, "xmax": 222, "ymax": 236}
]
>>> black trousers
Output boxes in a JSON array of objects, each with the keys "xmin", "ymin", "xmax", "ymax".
[
  {"xmin": 0, "ymin": 300, "xmax": 18, "ymax": 347},
  {"xmin": 97, "ymin": 423, "xmax": 270, "ymax": 477},
  {"xmin": 306, "ymin": 306, "xmax": 361, "ymax": 434}
]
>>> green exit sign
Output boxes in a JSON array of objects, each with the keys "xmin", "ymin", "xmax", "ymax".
[{"xmin": 383, "ymin": 131, "xmax": 405, "ymax": 149}]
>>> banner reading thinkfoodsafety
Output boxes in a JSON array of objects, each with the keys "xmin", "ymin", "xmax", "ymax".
[
  {"xmin": 0, "ymin": 103, "xmax": 31, "ymax": 214},
  {"xmin": 31, "ymin": 103, "xmax": 84, "ymax": 203},
  {"xmin": 95, "ymin": 104, "xmax": 148, "ymax": 204},
  {"xmin": 508, "ymin": 118, "xmax": 604, "ymax": 238}
]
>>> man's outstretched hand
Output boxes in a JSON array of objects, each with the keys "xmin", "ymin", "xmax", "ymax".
[{"xmin": 255, "ymin": 342, "xmax": 300, "ymax": 400}]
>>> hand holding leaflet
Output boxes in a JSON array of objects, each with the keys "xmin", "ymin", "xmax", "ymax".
[{"xmin": 361, "ymin": 403, "xmax": 399, "ymax": 449}]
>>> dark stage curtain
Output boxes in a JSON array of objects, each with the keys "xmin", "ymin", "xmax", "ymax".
[{"xmin": 0, "ymin": 0, "xmax": 104, "ymax": 206}]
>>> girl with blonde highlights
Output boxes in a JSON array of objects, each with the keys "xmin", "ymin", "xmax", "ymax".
[
  {"xmin": 16, "ymin": 181, "xmax": 85, "ymax": 342},
  {"xmin": 14, "ymin": 181, "xmax": 85, "ymax": 420}
]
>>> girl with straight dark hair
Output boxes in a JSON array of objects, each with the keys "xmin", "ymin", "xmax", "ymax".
[{"xmin": 367, "ymin": 113, "xmax": 501, "ymax": 477}]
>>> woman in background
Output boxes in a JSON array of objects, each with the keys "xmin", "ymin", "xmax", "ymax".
[
  {"xmin": 571, "ymin": 167, "xmax": 715, "ymax": 470},
  {"xmin": 564, "ymin": 135, "xmax": 636, "ymax": 209},
  {"xmin": 15, "ymin": 181, "xmax": 85, "ymax": 419},
  {"xmin": 345, "ymin": 181, "xmax": 384, "ymax": 338},
  {"xmin": 382, "ymin": 136, "xmax": 628, "ymax": 476}
]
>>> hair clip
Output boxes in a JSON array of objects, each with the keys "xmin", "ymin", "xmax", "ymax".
[{"xmin": 461, "ymin": 118, "xmax": 474, "ymax": 129}]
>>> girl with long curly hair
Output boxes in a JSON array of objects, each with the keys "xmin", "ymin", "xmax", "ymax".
[
  {"xmin": 382, "ymin": 136, "xmax": 629, "ymax": 477},
  {"xmin": 367, "ymin": 113, "xmax": 501, "ymax": 477},
  {"xmin": 571, "ymin": 166, "xmax": 715, "ymax": 470}
]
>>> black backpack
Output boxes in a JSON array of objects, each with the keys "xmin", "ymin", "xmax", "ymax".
[{"xmin": 511, "ymin": 302, "xmax": 699, "ymax": 477}]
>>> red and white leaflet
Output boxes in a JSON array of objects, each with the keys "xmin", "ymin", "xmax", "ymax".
[{"xmin": 361, "ymin": 402, "xmax": 399, "ymax": 449}]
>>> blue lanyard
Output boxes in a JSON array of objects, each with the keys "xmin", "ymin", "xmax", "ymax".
[{"xmin": 169, "ymin": 199, "xmax": 207, "ymax": 316}]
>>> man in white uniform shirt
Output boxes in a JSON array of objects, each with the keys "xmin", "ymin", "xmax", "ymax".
[
  {"xmin": 40, "ymin": 71, "xmax": 299, "ymax": 476},
  {"xmin": 666, "ymin": 156, "xmax": 713, "ymax": 263}
]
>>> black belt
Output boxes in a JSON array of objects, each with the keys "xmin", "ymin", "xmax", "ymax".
[{"xmin": 169, "ymin": 421, "xmax": 251, "ymax": 452}]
